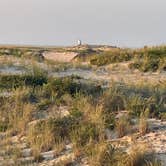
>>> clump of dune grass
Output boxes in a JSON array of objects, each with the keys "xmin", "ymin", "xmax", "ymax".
[
  {"xmin": 70, "ymin": 121, "xmax": 100, "ymax": 149},
  {"xmin": 86, "ymin": 142, "xmax": 126, "ymax": 166},
  {"xmin": 27, "ymin": 120, "xmax": 55, "ymax": 153},
  {"xmin": 102, "ymin": 90, "xmax": 125, "ymax": 113},
  {"xmin": 27, "ymin": 115, "xmax": 79, "ymax": 157},
  {"xmin": 125, "ymin": 144, "xmax": 161, "ymax": 166},
  {"xmin": 0, "ymin": 88, "xmax": 35, "ymax": 135},
  {"xmin": 139, "ymin": 109, "xmax": 149, "ymax": 136},
  {"xmin": 53, "ymin": 138, "xmax": 66, "ymax": 156},
  {"xmin": 116, "ymin": 115, "xmax": 130, "ymax": 138},
  {"xmin": 7, "ymin": 88, "xmax": 35, "ymax": 134},
  {"xmin": 32, "ymin": 148, "xmax": 44, "ymax": 163},
  {"xmin": 87, "ymin": 142, "xmax": 161, "ymax": 166}
]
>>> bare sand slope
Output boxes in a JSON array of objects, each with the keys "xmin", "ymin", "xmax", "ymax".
[
  {"xmin": 136, "ymin": 119, "xmax": 166, "ymax": 166},
  {"xmin": 43, "ymin": 52, "xmax": 78, "ymax": 62}
]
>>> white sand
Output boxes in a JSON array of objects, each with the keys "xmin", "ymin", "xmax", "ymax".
[{"xmin": 43, "ymin": 52, "xmax": 78, "ymax": 62}]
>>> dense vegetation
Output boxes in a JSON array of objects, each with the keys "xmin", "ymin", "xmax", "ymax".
[
  {"xmin": 0, "ymin": 74, "xmax": 47, "ymax": 89},
  {"xmin": 0, "ymin": 71, "xmax": 165, "ymax": 165},
  {"xmin": 129, "ymin": 46, "xmax": 166, "ymax": 72},
  {"xmin": 90, "ymin": 49, "xmax": 132, "ymax": 66},
  {"xmin": 0, "ymin": 47, "xmax": 45, "ymax": 61},
  {"xmin": 88, "ymin": 46, "xmax": 166, "ymax": 73},
  {"xmin": 1, "ymin": 46, "xmax": 166, "ymax": 72},
  {"xmin": 0, "ymin": 45, "xmax": 166, "ymax": 165}
]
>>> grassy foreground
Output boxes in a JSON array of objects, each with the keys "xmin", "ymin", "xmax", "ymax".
[{"xmin": 0, "ymin": 45, "xmax": 165, "ymax": 165}]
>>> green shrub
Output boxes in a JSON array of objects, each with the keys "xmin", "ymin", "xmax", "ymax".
[
  {"xmin": 0, "ymin": 121, "xmax": 8, "ymax": 132},
  {"xmin": 129, "ymin": 58, "xmax": 159, "ymax": 72},
  {"xmin": 0, "ymin": 74, "xmax": 47, "ymax": 89},
  {"xmin": 43, "ymin": 77, "xmax": 102, "ymax": 99},
  {"xmin": 90, "ymin": 50, "xmax": 132, "ymax": 66},
  {"xmin": 44, "ymin": 116, "xmax": 80, "ymax": 142},
  {"xmin": 129, "ymin": 46, "xmax": 166, "ymax": 72},
  {"xmin": 43, "ymin": 77, "xmax": 81, "ymax": 98}
]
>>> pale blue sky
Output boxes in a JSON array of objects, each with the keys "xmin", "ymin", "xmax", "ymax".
[{"xmin": 0, "ymin": 0, "xmax": 165, "ymax": 47}]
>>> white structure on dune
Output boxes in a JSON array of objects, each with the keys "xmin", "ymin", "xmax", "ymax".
[{"xmin": 77, "ymin": 40, "xmax": 82, "ymax": 46}]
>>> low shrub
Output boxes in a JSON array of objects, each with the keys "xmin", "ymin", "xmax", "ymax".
[
  {"xmin": 0, "ymin": 74, "xmax": 47, "ymax": 89},
  {"xmin": 129, "ymin": 58, "xmax": 159, "ymax": 72},
  {"xmin": 43, "ymin": 77, "xmax": 81, "ymax": 98},
  {"xmin": 129, "ymin": 46, "xmax": 166, "ymax": 72},
  {"xmin": 43, "ymin": 77, "xmax": 102, "ymax": 99},
  {"xmin": 90, "ymin": 50, "xmax": 132, "ymax": 66}
]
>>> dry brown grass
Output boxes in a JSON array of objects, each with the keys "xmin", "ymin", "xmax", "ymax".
[
  {"xmin": 125, "ymin": 143, "xmax": 161, "ymax": 166},
  {"xmin": 116, "ymin": 115, "xmax": 130, "ymax": 138},
  {"xmin": 27, "ymin": 121, "xmax": 55, "ymax": 153},
  {"xmin": 139, "ymin": 110, "xmax": 149, "ymax": 136}
]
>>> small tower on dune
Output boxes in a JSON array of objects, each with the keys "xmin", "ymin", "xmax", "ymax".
[{"xmin": 77, "ymin": 40, "xmax": 82, "ymax": 46}]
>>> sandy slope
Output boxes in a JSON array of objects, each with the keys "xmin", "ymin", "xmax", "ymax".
[{"xmin": 43, "ymin": 52, "xmax": 78, "ymax": 62}]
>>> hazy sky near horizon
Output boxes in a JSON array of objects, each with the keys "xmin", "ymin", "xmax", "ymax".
[{"xmin": 0, "ymin": 0, "xmax": 165, "ymax": 47}]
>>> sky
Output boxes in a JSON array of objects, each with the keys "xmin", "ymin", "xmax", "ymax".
[{"xmin": 0, "ymin": 0, "xmax": 165, "ymax": 47}]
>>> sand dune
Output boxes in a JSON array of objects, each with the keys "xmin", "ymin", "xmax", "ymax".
[{"xmin": 43, "ymin": 52, "xmax": 78, "ymax": 62}]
